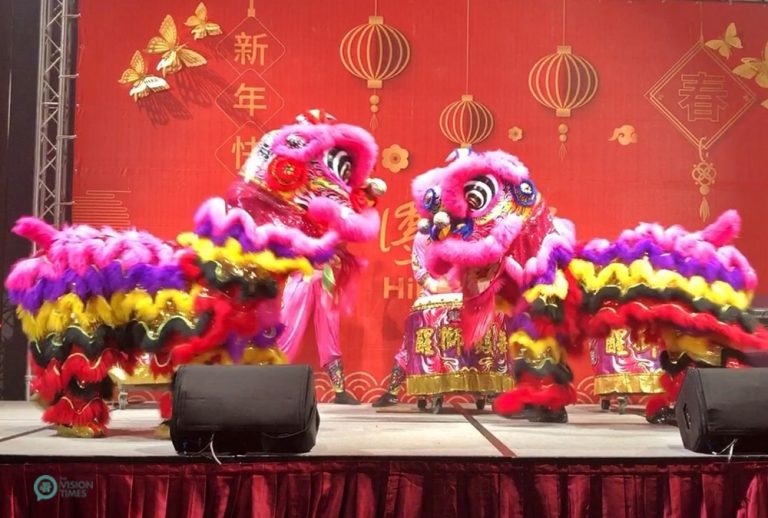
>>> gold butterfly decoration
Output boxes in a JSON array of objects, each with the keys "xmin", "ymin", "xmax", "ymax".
[
  {"xmin": 118, "ymin": 51, "xmax": 170, "ymax": 100},
  {"xmin": 705, "ymin": 22, "xmax": 742, "ymax": 59},
  {"xmin": 185, "ymin": 2, "xmax": 222, "ymax": 40},
  {"xmin": 733, "ymin": 41, "xmax": 768, "ymax": 89},
  {"xmin": 146, "ymin": 15, "xmax": 207, "ymax": 76}
]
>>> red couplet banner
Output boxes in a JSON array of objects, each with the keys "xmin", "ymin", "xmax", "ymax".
[{"xmin": 73, "ymin": 0, "xmax": 768, "ymax": 402}]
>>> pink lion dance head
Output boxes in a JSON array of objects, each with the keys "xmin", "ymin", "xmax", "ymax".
[
  {"xmin": 412, "ymin": 151, "xmax": 571, "ymax": 342},
  {"xmin": 225, "ymin": 109, "xmax": 386, "ymax": 255}
]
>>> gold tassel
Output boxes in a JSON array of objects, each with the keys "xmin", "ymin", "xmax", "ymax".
[{"xmin": 699, "ymin": 196, "xmax": 710, "ymax": 222}]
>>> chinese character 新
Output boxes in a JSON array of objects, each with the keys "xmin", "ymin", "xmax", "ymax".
[{"xmin": 234, "ymin": 32, "xmax": 268, "ymax": 66}]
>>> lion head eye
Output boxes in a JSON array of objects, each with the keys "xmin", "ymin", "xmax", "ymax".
[
  {"xmin": 324, "ymin": 148, "xmax": 353, "ymax": 183},
  {"xmin": 513, "ymin": 180, "xmax": 537, "ymax": 207},
  {"xmin": 463, "ymin": 175, "xmax": 497, "ymax": 212}
]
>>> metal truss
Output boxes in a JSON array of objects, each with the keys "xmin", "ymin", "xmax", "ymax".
[
  {"xmin": 34, "ymin": 0, "xmax": 78, "ymax": 227},
  {"xmin": 24, "ymin": 0, "xmax": 79, "ymax": 399}
]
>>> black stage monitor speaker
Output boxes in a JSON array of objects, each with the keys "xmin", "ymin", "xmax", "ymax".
[
  {"xmin": 171, "ymin": 364, "xmax": 319, "ymax": 455},
  {"xmin": 676, "ymin": 368, "xmax": 768, "ymax": 454}
]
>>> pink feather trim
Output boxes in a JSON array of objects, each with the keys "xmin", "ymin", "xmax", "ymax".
[
  {"xmin": 194, "ymin": 197, "xmax": 342, "ymax": 257},
  {"xmin": 307, "ymin": 198, "xmax": 380, "ymax": 242}
]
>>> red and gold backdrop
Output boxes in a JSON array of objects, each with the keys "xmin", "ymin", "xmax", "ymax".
[{"xmin": 73, "ymin": 0, "xmax": 768, "ymax": 402}]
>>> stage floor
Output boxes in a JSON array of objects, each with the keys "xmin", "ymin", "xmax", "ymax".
[{"xmin": 0, "ymin": 401, "xmax": 702, "ymax": 459}]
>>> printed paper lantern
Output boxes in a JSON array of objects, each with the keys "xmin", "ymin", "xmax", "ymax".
[
  {"xmin": 439, "ymin": 94, "xmax": 494, "ymax": 148},
  {"xmin": 339, "ymin": 15, "xmax": 411, "ymax": 124},
  {"xmin": 529, "ymin": 45, "xmax": 598, "ymax": 117}
]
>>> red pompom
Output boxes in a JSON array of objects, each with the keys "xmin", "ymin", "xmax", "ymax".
[
  {"xmin": 266, "ymin": 156, "xmax": 308, "ymax": 192},
  {"xmin": 350, "ymin": 188, "xmax": 373, "ymax": 212}
]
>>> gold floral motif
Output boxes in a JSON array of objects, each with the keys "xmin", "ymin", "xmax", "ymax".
[
  {"xmin": 414, "ymin": 328, "xmax": 435, "ymax": 356},
  {"xmin": 507, "ymin": 126, "xmax": 524, "ymax": 142},
  {"xmin": 381, "ymin": 144, "xmax": 410, "ymax": 173}
]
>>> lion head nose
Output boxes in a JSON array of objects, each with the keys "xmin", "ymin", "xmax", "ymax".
[{"xmin": 433, "ymin": 211, "xmax": 450, "ymax": 229}]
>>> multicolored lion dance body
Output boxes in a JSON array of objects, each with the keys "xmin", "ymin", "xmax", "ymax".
[
  {"xmin": 412, "ymin": 150, "xmax": 767, "ymax": 422},
  {"xmin": 5, "ymin": 111, "xmax": 383, "ymax": 437}
]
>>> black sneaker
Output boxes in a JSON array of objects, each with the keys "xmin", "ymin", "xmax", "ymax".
[
  {"xmin": 371, "ymin": 393, "xmax": 399, "ymax": 407},
  {"xmin": 525, "ymin": 405, "xmax": 568, "ymax": 423},
  {"xmin": 334, "ymin": 391, "xmax": 361, "ymax": 405}
]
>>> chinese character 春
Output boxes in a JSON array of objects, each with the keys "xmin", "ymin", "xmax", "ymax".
[
  {"xmin": 231, "ymin": 135, "xmax": 259, "ymax": 170},
  {"xmin": 233, "ymin": 84, "xmax": 266, "ymax": 116},
  {"xmin": 678, "ymin": 72, "xmax": 728, "ymax": 122},
  {"xmin": 379, "ymin": 201, "xmax": 420, "ymax": 266},
  {"xmin": 234, "ymin": 32, "xmax": 269, "ymax": 66}
]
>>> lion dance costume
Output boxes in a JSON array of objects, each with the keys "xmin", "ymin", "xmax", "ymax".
[
  {"xmin": 412, "ymin": 150, "xmax": 768, "ymax": 423},
  {"xmin": 373, "ymin": 232, "xmax": 511, "ymax": 411},
  {"xmin": 5, "ymin": 111, "xmax": 384, "ymax": 437}
]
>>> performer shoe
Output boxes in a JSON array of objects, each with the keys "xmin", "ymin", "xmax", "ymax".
[
  {"xmin": 371, "ymin": 393, "xmax": 399, "ymax": 407},
  {"xmin": 334, "ymin": 391, "xmax": 361, "ymax": 405},
  {"xmin": 525, "ymin": 405, "xmax": 568, "ymax": 423},
  {"xmin": 55, "ymin": 423, "xmax": 105, "ymax": 438},
  {"xmin": 646, "ymin": 406, "xmax": 677, "ymax": 426},
  {"xmin": 154, "ymin": 421, "xmax": 171, "ymax": 439}
]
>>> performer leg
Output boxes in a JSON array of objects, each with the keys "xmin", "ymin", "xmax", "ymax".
[
  {"xmin": 493, "ymin": 324, "xmax": 576, "ymax": 422},
  {"xmin": 315, "ymin": 280, "xmax": 359, "ymax": 404},
  {"xmin": 372, "ymin": 347, "xmax": 408, "ymax": 407},
  {"xmin": 276, "ymin": 273, "xmax": 314, "ymax": 363},
  {"xmin": 32, "ymin": 346, "xmax": 122, "ymax": 437}
]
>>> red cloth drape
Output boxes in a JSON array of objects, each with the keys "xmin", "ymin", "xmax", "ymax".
[{"xmin": 2, "ymin": 459, "xmax": 768, "ymax": 517}]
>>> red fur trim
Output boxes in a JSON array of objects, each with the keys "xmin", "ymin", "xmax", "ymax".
[
  {"xmin": 493, "ymin": 384, "xmax": 576, "ymax": 415},
  {"xmin": 661, "ymin": 370, "xmax": 687, "ymax": 402},
  {"xmin": 158, "ymin": 391, "xmax": 173, "ymax": 420},
  {"xmin": 60, "ymin": 349, "xmax": 122, "ymax": 386},
  {"xmin": 178, "ymin": 251, "xmax": 202, "ymax": 281},
  {"xmin": 171, "ymin": 296, "xmax": 233, "ymax": 365},
  {"xmin": 563, "ymin": 269, "xmax": 586, "ymax": 341},
  {"xmin": 182, "ymin": 294, "xmax": 279, "ymax": 357},
  {"xmin": 31, "ymin": 362, "xmax": 63, "ymax": 403},
  {"xmin": 42, "ymin": 397, "xmax": 110, "ymax": 427},
  {"xmin": 461, "ymin": 288, "xmax": 496, "ymax": 347},
  {"xmin": 586, "ymin": 301, "xmax": 768, "ymax": 351},
  {"xmin": 644, "ymin": 395, "xmax": 667, "ymax": 418},
  {"xmin": 531, "ymin": 316, "xmax": 557, "ymax": 337},
  {"xmin": 150, "ymin": 352, "xmax": 175, "ymax": 376}
]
